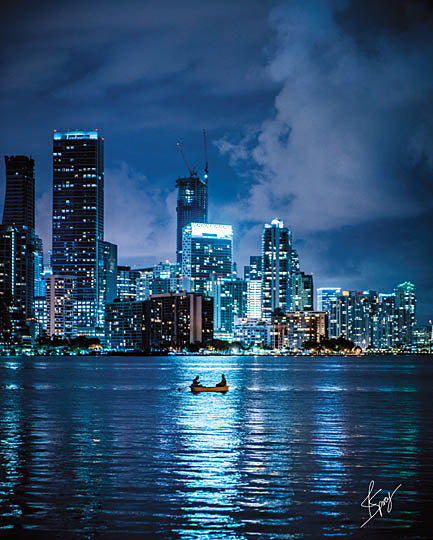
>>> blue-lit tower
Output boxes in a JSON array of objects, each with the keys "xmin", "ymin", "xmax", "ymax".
[{"xmin": 52, "ymin": 130, "xmax": 104, "ymax": 335}]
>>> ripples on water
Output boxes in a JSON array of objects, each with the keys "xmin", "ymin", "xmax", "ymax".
[{"xmin": 0, "ymin": 355, "xmax": 432, "ymax": 539}]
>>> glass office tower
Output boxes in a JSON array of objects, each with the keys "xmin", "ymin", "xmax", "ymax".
[
  {"xmin": 52, "ymin": 130, "xmax": 104, "ymax": 334},
  {"xmin": 182, "ymin": 223, "xmax": 233, "ymax": 295},
  {"xmin": 246, "ymin": 255, "xmax": 262, "ymax": 319},
  {"xmin": 261, "ymin": 219, "xmax": 291, "ymax": 320},
  {"xmin": 317, "ymin": 287, "xmax": 342, "ymax": 338},
  {"xmin": 176, "ymin": 175, "xmax": 208, "ymax": 263},
  {"xmin": 394, "ymin": 281, "xmax": 416, "ymax": 345}
]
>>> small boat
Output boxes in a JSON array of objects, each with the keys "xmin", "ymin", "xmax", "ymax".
[{"xmin": 190, "ymin": 385, "xmax": 229, "ymax": 393}]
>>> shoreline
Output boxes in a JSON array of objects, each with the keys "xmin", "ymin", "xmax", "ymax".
[{"xmin": 1, "ymin": 351, "xmax": 432, "ymax": 358}]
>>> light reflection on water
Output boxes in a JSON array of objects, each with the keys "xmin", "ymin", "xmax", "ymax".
[{"xmin": 0, "ymin": 354, "xmax": 431, "ymax": 538}]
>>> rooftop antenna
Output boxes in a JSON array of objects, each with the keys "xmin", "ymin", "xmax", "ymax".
[
  {"xmin": 202, "ymin": 128, "xmax": 209, "ymax": 181},
  {"xmin": 176, "ymin": 141, "xmax": 197, "ymax": 177}
]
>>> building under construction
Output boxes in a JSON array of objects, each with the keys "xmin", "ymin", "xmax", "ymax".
[{"xmin": 175, "ymin": 131, "xmax": 209, "ymax": 263}]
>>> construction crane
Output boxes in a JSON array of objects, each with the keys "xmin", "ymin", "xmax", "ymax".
[
  {"xmin": 202, "ymin": 128, "xmax": 209, "ymax": 181},
  {"xmin": 176, "ymin": 141, "xmax": 197, "ymax": 177}
]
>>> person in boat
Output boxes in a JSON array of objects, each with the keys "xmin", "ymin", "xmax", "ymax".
[
  {"xmin": 216, "ymin": 374, "xmax": 227, "ymax": 387},
  {"xmin": 191, "ymin": 376, "xmax": 202, "ymax": 387}
]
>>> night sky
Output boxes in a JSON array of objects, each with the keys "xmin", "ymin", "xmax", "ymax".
[{"xmin": 1, "ymin": 0, "xmax": 432, "ymax": 322}]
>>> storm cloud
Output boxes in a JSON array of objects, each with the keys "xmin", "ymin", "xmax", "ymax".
[
  {"xmin": 217, "ymin": 0, "xmax": 433, "ymax": 321},
  {"xmin": 1, "ymin": 0, "xmax": 432, "ymax": 321},
  {"xmin": 219, "ymin": 0, "xmax": 433, "ymax": 230}
]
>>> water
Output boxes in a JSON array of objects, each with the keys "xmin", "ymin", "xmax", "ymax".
[{"xmin": 0, "ymin": 355, "xmax": 432, "ymax": 539}]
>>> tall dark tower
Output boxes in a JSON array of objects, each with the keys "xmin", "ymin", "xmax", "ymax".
[
  {"xmin": 52, "ymin": 130, "xmax": 104, "ymax": 334},
  {"xmin": 176, "ymin": 175, "xmax": 208, "ymax": 263},
  {"xmin": 0, "ymin": 156, "xmax": 36, "ymax": 341},
  {"xmin": 3, "ymin": 155, "xmax": 35, "ymax": 229}
]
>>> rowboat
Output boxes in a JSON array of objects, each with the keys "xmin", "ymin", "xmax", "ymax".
[{"xmin": 190, "ymin": 385, "xmax": 229, "ymax": 393}]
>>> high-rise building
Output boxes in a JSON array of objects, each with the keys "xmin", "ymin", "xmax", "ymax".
[
  {"xmin": 136, "ymin": 267, "xmax": 155, "ymax": 300},
  {"xmin": 0, "ymin": 155, "xmax": 37, "ymax": 342},
  {"xmin": 3, "ymin": 155, "xmax": 35, "ymax": 229},
  {"xmin": 176, "ymin": 175, "xmax": 207, "ymax": 263},
  {"xmin": 412, "ymin": 325, "xmax": 432, "ymax": 350},
  {"xmin": 182, "ymin": 223, "xmax": 233, "ymax": 295},
  {"xmin": 52, "ymin": 130, "xmax": 104, "ymax": 334},
  {"xmin": 317, "ymin": 287, "xmax": 342, "ymax": 338},
  {"xmin": 372, "ymin": 293, "xmax": 397, "ymax": 349},
  {"xmin": 135, "ymin": 263, "xmax": 182, "ymax": 301},
  {"xmin": 290, "ymin": 249, "xmax": 300, "ymax": 274},
  {"xmin": 153, "ymin": 261, "xmax": 180, "ymax": 279},
  {"xmin": 262, "ymin": 219, "xmax": 291, "ymax": 320},
  {"xmin": 102, "ymin": 241, "xmax": 117, "ymax": 304},
  {"xmin": 248, "ymin": 256, "xmax": 262, "ymax": 280},
  {"xmin": 117, "ymin": 265, "xmax": 138, "ymax": 301},
  {"xmin": 289, "ymin": 271, "xmax": 313, "ymax": 311},
  {"xmin": 46, "ymin": 275, "xmax": 77, "ymax": 338},
  {"xmin": 394, "ymin": 282, "xmax": 416, "ymax": 346},
  {"xmin": 0, "ymin": 225, "xmax": 35, "ymax": 339},
  {"xmin": 246, "ymin": 280, "xmax": 262, "ymax": 319},
  {"xmin": 246, "ymin": 255, "xmax": 262, "ymax": 319},
  {"xmin": 206, "ymin": 276, "xmax": 247, "ymax": 340},
  {"xmin": 34, "ymin": 296, "xmax": 48, "ymax": 336},
  {"xmin": 338, "ymin": 290, "xmax": 378, "ymax": 348}
]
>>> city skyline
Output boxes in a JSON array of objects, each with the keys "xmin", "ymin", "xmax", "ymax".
[
  {"xmin": 1, "ymin": 4, "xmax": 432, "ymax": 539},
  {"xmin": 0, "ymin": 137, "xmax": 423, "ymax": 353},
  {"xmin": 1, "ymin": 0, "xmax": 433, "ymax": 323},
  {"xmin": 0, "ymin": 137, "xmax": 430, "ymax": 326}
]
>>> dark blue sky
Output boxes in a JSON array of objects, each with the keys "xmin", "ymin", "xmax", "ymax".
[{"xmin": 1, "ymin": 0, "xmax": 433, "ymax": 322}]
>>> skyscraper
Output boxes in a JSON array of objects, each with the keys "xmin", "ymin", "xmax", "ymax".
[
  {"xmin": 289, "ymin": 271, "xmax": 314, "ymax": 311},
  {"xmin": 206, "ymin": 276, "xmax": 247, "ymax": 340},
  {"xmin": 317, "ymin": 287, "xmax": 342, "ymax": 338},
  {"xmin": 0, "ymin": 226, "xmax": 35, "ymax": 339},
  {"xmin": 262, "ymin": 219, "xmax": 291, "ymax": 320},
  {"xmin": 394, "ymin": 281, "xmax": 416, "ymax": 346},
  {"xmin": 182, "ymin": 223, "xmax": 233, "ymax": 295},
  {"xmin": 0, "ymin": 155, "xmax": 36, "ymax": 341},
  {"xmin": 338, "ymin": 290, "xmax": 378, "ymax": 347},
  {"xmin": 52, "ymin": 130, "xmax": 104, "ymax": 334},
  {"xmin": 3, "ymin": 155, "xmax": 35, "ymax": 229},
  {"xmin": 246, "ymin": 255, "xmax": 262, "ymax": 319},
  {"xmin": 176, "ymin": 175, "xmax": 207, "ymax": 263},
  {"xmin": 372, "ymin": 293, "xmax": 397, "ymax": 349}
]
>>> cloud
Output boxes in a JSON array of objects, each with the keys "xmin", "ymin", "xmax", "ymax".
[
  {"xmin": 104, "ymin": 163, "xmax": 176, "ymax": 264},
  {"xmin": 218, "ymin": 0, "xmax": 433, "ymax": 232},
  {"xmin": 0, "ymin": 0, "xmax": 275, "ymax": 100},
  {"xmin": 2, "ymin": 0, "xmax": 433, "ymax": 319}
]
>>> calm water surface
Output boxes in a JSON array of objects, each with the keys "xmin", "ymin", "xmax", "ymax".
[{"xmin": 0, "ymin": 354, "xmax": 432, "ymax": 539}]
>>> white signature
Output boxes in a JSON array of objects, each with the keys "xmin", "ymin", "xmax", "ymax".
[{"xmin": 360, "ymin": 480, "xmax": 402, "ymax": 528}]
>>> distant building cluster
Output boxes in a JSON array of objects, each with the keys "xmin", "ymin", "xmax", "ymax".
[
  {"xmin": 317, "ymin": 284, "xmax": 420, "ymax": 349},
  {"xmin": 0, "ymin": 131, "xmax": 430, "ymax": 354}
]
